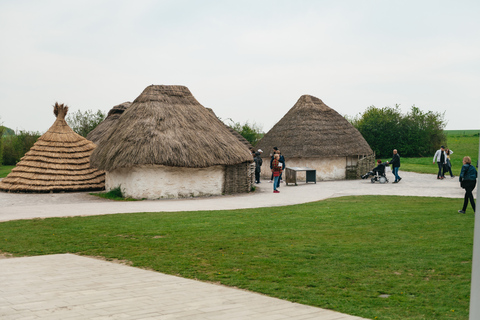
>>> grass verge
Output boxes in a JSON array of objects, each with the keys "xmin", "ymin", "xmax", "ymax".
[
  {"xmin": 0, "ymin": 165, "xmax": 15, "ymax": 178},
  {"xmin": 0, "ymin": 195, "xmax": 473, "ymax": 320}
]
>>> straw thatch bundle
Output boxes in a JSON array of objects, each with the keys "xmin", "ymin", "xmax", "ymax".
[
  {"xmin": 86, "ymin": 102, "xmax": 131, "ymax": 144},
  {"xmin": 90, "ymin": 85, "xmax": 253, "ymax": 171},
  {"xmin": 0, "ymin": 103, "xmax": 105, "ymax": 193},
  {"xmin": 256, "ymin": 95, "xmax": 373, "ymax": 157}
]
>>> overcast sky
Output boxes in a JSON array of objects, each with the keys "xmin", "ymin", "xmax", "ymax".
[{"xmin": 1, "ymin": 0, "xmax": 479, "ymax": 134}]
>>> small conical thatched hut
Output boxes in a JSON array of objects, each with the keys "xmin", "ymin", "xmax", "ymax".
[
  {"xmin": 0, "ymin": 103, "xmax": 105, "ymax": 192},
  {"xmin": 90, "ymin": 85, "xmax": 253, "ymax": 199},
  {"xmin": 86, "ymin": 102, "xmax": 131, "ymax": 144},
  {"xmin": 256, "ymin": 95, "xmax": 374, "ymax": 181}
]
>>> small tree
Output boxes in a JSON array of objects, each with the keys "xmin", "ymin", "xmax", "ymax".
[
  {"xmin": 225, "ymin": 119, "xmax": 263, "ymax": 146},
  {"xmin": 66, "ymin": 109, "xmax": 106, "ymax": 137}
]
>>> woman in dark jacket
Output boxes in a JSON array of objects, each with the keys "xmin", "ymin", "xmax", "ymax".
[{"xmin": 458, "ymin": 156, "xmax": 477, "ymax": 214}]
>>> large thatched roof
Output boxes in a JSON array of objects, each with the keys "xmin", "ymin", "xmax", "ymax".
[
  {"xmin": 0, "ymin": 103, "xmax": 105, "ymax": 193},
  {"xmin": 256, "ymin": 95, "xmax": 373, "ymax": 158},
  {"xmin": 90, "ymin": 85, "xmax": 253, "ymax": 171},
  {"xmin": 86, "ymin": 102, "xmax": 131, "ymax": 144}
]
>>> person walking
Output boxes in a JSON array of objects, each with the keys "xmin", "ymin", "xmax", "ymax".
[
  {"xmin": 254, "ymin": 151, "xmax": 262, "ymax": 184},
  {"xmin": 445, "ymin": 148, "xmax": 454, "ymax": 178},
  {"xmin": 271, "ymin": 154, "xmax": 283, "ymax": 193},
  {"xmin": 387, "ymin": 149, "xmax": 402, "ymax": 183},
  {"xmin": 433, "ymin": 146, "xmax": 447, "ymax": 179},
  {"xmin": 458, "ymin": 156, "xmax": 477, "ymax": 214}
]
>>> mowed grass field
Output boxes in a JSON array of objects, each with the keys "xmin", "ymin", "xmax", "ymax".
[{"xmin": 0, "ymin": 196, "xmax": 474, "ymax": 320}]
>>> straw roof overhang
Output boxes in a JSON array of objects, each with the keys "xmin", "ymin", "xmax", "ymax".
[
  {"xmin": 206, "ymin": 108, "xmax": 253, "ymax": 150},
  {"xmin": 90, "ymin": 85, "xmax": 253, "ymax": 172},
  {"xmin": 0, "ymin": 103, "xmax": 105, "ymax": 193},
  {"xmin": 256, "ymin": 95, "xmax": 373, "ymax": 158},
  {"xmin": 87, "ymin": 102, "xmax": 131, "ymax": 144}
]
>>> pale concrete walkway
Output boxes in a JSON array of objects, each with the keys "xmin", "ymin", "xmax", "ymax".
[
  {"xmin": 0, "ymin": 172, "xmax": 472, "ymax": 319},
  {"xmin": 0, "ymin": 171, "xmax": 468, "ymax": 222},
  {"xmin": 0, "ymin": 254, "xmax": 368, "ymax": 320}
]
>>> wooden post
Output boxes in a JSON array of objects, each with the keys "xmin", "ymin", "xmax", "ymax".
[{"xmin": 470, "ymin": 140, "xmax": 480, "ymax": 319}]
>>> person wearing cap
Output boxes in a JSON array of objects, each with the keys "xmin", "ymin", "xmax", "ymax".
[{"xmin": 433, "ymin": 146, "xmax": 447, "ymax": 179}]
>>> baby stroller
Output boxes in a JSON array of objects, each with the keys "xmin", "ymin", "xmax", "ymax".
[{"xmin": 361, "ymin": 161, "xmax": 389, "ymax": 184}]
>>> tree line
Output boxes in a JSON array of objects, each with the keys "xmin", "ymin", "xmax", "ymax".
[
  {"xmin": 347, "ymin": 105, "xmax": 446, "ymax": 158},
  {"xmin": 0, "ymin": 105, "xmax": 446, "ymax": 166}
]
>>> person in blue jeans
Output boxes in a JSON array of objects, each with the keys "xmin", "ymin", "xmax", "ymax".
[{"xmin": 387, "ymin": 149, "xmax": 402, "ymax": 183}]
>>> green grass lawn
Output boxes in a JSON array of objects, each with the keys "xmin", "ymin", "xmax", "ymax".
[
  {"xmin": 0, "ymin": 196, "xmax": 473, "ymax": 320},
  {"xmin": 0, "ymin": 165, "xmax": 15, "ymax": 178}
]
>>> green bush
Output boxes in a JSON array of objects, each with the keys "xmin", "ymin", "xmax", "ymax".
[
  {"xmin": 349, "ymin": 105, "xmax": 446, "ymax": 157},
  {"xmin": 2, "ymin": 131, "xmax": 41, "ymax": 165}
]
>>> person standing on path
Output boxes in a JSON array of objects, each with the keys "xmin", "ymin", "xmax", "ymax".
[
  {"xmin": 254, "ymin": 152, "xmax": 263, "ymax": 184},
  {"xmin": 433, "ymin": 146, "xmax": 447, "ymax": 179},
  {"xmin": 387, "ymin": 149, "xmax": 402, "ymax": 183},
  {"xmin": 458, "ymin": 156, "xmax": 477, "ymax": 214},
  {"xmin": 271, "ymin": 154, "xmax": 283, "ymax": 193},
  {"xmin": 445, "ymin": 148, "xmax": 454, "ymax": 178}
]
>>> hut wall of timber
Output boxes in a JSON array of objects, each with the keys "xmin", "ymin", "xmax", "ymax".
[{"xmin": 224, "ymin": 162, "xmax": 254, "ymax": 194}]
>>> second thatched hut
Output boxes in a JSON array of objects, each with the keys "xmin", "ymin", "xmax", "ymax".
[
  {"xmin": 90, "ymin": 85, "xmax": 254, "ymax": 199},
  {"xmin": 255, "ymin": 94, "xmax": 374, "ymax": 181}
]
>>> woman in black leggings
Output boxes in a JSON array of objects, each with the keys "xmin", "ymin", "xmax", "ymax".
[{"xmin": 458, "ymin": 156, "xmax": 477, "ymax": 214}]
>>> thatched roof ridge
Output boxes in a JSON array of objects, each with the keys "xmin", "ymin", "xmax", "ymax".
[
  {"xmin": 256, "ymin": 95, "xmax": 373, "ymax": 158},
  {"xmin": 90, "ymin": 85, "xmax": 253, "ymax": 171},
  {"xmin": 0, "ymin": 103, "xmax": 105, "ymax": 193},
  {"xmin": 87, "ymin": 102, "xmax": 131, "ymax": 144}
]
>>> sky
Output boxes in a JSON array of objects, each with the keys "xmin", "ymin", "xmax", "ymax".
[{"xmin": 0, "ymin": 0, "xmax": 479, "ymax": 134}]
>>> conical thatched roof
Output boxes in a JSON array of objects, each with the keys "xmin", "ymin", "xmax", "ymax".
[
  {"xmin": 256, "ymin": 95, "xmax": 373, "ymax": 157},
  {"xmin": 206, "ymin": 108, "xmax": 253, "ymax": 150},
  {"xmin": 86, "ymin": 102, "xmax": 131, "ymax": 144},
  {"xmin": 0, "ymin": 103, "xmax": 105, "ymax": 193},
  {"xmin": 90, "ymin": 85, "xmax": 253, "ymax": 171}
]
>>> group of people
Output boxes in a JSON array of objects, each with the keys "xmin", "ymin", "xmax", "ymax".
[
  {"xmin": 250, "ymin": 147, "xmax": 285, "ymax": 193},
  {"xmin": 370, "ymin": 146, "xmax": 477, "ymax": 214},
  {"xmin": 433, "ymin": 146, "xmax": 455, "ymax": 179}
]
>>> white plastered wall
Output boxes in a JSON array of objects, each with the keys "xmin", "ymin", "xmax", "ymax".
[
  {"xmin": 106, "ymin": 165, "xmax": 225, "ymax": 199},
  {"xmin": 260, "ymin": 157, "xmax": 347, "ymax": 181}
]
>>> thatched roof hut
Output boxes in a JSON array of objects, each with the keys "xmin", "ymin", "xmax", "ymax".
[
  {"xmin": 86, "ymin": 102, "xmax": 131, "ymax": 144},
  {"xmin": 90, "ymin": 85, "xmax": 253, "ymax": 199},
  {"xmin": 256, "ymin": 95, "xmax": 373, "ymax": 180},
  {"xmin": 0, "ymin": 103, "xmax": 105, "ymax": 192}
]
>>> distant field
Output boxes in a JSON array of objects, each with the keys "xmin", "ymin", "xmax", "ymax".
[
  {"xmin": 445, "ymin": 129, "xmax": 479, "ymax": 136},
  {"xmin": 399, "ymin": 130, "xmax": 479, "ymax": 174}
]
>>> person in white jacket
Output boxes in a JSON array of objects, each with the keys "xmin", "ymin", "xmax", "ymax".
[{"xmin": 433, "ymin": 146, "xmax": 447, "ymax": 179}]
